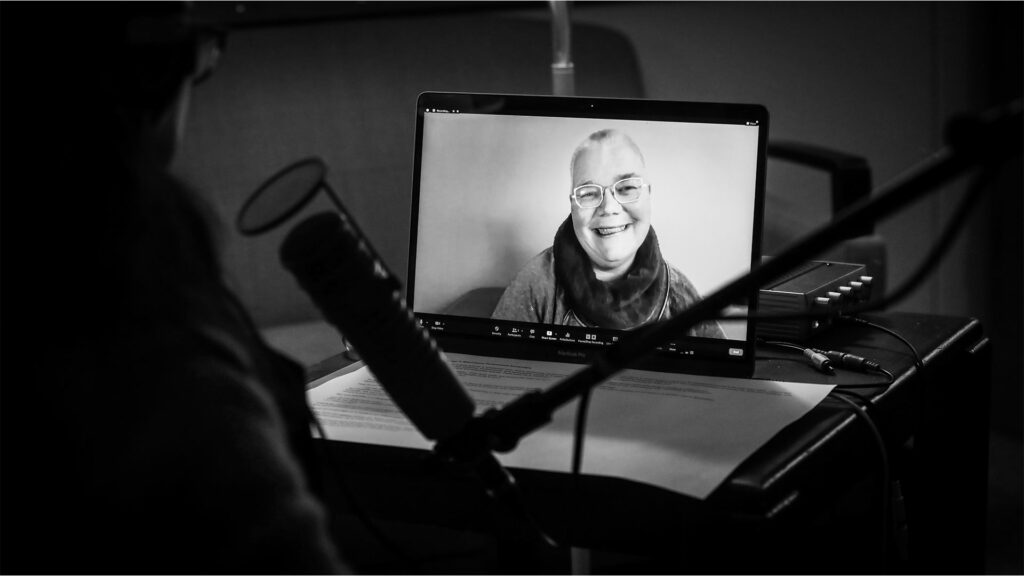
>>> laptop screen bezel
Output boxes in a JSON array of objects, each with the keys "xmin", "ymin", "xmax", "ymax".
[{"xmin": 408, "ymin": 92, "xmax": 768, "ymax": 378}]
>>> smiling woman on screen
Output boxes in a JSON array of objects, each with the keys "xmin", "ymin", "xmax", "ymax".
[{"xmin": 492, "ymin": 129, "xmax": 724, "ymax": 337}]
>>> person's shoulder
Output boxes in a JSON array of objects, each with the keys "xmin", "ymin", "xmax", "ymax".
[
  {"xmin": 108, "ymin": 319, "xmax": 286, "ymax": 456},
  {"xmin": 663, "ymin": 264, "xmax": 726, "ymax": 338},
  {"xmin": 492, "ymin": 247, "xmax": 558, "ymax": 321},
  {"xmin": 508, "ymin": 246, "xmax": 556, "ymax": 285},
  {"xmin": 665, "ymin": 262, "xmax": 701, "ymax": 298},
  {"xmin": 525, "ymin": 246, "xmax": 556, "ymax": 269}
]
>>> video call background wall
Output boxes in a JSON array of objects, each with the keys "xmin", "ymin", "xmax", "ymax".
[{"xmin": 414, "ymin": 113, "xmax": 759, "ymax": 320}]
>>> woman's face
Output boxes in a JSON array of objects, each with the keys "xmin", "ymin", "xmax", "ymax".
[{"xmin": 570, "ymin": 138, "xmax": 652, "ymax": 275}]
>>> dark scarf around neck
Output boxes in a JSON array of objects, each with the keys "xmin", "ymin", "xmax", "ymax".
[{"xmin": 553, "ymin": 216, "xmax": 668, "ymax": 329}]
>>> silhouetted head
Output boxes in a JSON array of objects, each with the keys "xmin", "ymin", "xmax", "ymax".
[
  {"xmin": 38, "ymin": 3, "xmax": 224, "ymax": 164},
  {"xmin": 10, "ymin": 3, "xmax": 228, "ymax": 337}
]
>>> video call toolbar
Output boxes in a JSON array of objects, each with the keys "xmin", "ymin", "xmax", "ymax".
[{"xmin": 415, "ymin": 313, "xmax": 746, "ymax": 360}]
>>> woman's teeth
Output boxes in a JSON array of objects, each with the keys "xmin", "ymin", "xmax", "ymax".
[{"xmin": 595, "ymin": 225, "xmax": 627, "ymax": 237}]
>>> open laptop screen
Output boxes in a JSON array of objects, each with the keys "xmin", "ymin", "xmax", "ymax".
[{"xmin": 409, "ymin": 93, "xmax": 767, "ymax": 377}]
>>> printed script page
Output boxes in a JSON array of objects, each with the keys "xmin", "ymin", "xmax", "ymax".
[{"xmin": 307, "ymin": 353, "xmax": 834, "ymax": 500}]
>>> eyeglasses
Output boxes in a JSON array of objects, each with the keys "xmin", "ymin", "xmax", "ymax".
[
  {"xmin": 571, "ymin": 177, "xmax": 648, "ymax": 209},
  {"xmin": 190, "ymin": 27, "xmax": 226, "ymax": 86},
  {"xmin": 126, "ymin": 16, "xmax": 227, "ymax": 87}
]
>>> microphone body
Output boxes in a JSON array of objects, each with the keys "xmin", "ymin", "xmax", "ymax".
[{"xmin": 281, "ymin": 211, "xmax": 475, "ymax": 441}]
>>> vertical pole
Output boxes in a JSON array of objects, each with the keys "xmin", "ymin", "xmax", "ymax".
[
  {"xmin": 550, "ymin": 1, "xmax": 575, "ymax": 96},
  {"xmin": 551, "ymin": 7, "xmax": 586, "ymax": 568}
]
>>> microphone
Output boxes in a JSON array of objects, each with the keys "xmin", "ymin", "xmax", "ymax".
[
  {"xmin": 267, "ymin": 183, "xmax": 556, "ymax": 549},
  {"xmin": 280, "ymin": 211, "xmax": 476, "ymax": 441}
]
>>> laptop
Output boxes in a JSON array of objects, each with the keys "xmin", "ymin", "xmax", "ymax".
[{"xmin": 408, "ymin": 92, "xmax": 767, "ymax": 378}]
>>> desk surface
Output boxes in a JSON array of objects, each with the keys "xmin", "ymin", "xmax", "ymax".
[{"xmin": 308, "ymin": 312, "xmax": 988, "ymax": 572}]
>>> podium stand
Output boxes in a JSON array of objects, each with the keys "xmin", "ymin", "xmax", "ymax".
[{"xmin": 309, "ymin": 312, "xmax": 989, "ymax": 574}]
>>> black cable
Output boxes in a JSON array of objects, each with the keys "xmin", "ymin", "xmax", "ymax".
[
  {"xmin": 759, "ymin": 339, "xmax": 895, "ymax": 387},
  {"xmin": 830, "ymin": 392, "xmax": 891, "ymax": 568},
  {"xmin": 876, "ymin": 366, "xmax": 895, "ymax": 384},
  {"xmin": 757, "ymin": 355, "xmax": 880, "ymax": 387},
  {"xmin": 834, "ymin": 376, "xmax": 894, "ymax": 389},
  {"xmin": 831, "ymin": 365, "xmax": 895, "ymax": 389},
  {"xmin": 839, "ymin": 316, "xmax": 924, "ymax": 370},
  {"xmin": 827, "ymin": 387, "xmax": 871, "ymax": 405},
  {"xmin": 757, "ymin": 355, "xmax": 812, "ymax": 364},
  {"xmin": 571, "ymin": 389, "xmax": 592, "ymax": 493},
  {"xmin": 760, "ymin": 340, "xmax": 805, "ymax": 354},
  {"xmin": 569, "ymin": 389, "xmax": 592, "ymax": 568},
  {"xmin": 759, "ymin": 340, "xmax": 898, "ymax": 563},
  {"xmin": 760, "ymin": 339, "xmax": 835, "ymax": 373}
]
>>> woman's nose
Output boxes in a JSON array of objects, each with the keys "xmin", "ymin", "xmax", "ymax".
[{"xmin": 596, "ymin": 187, "xmax": 623, "ymax": 214}]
